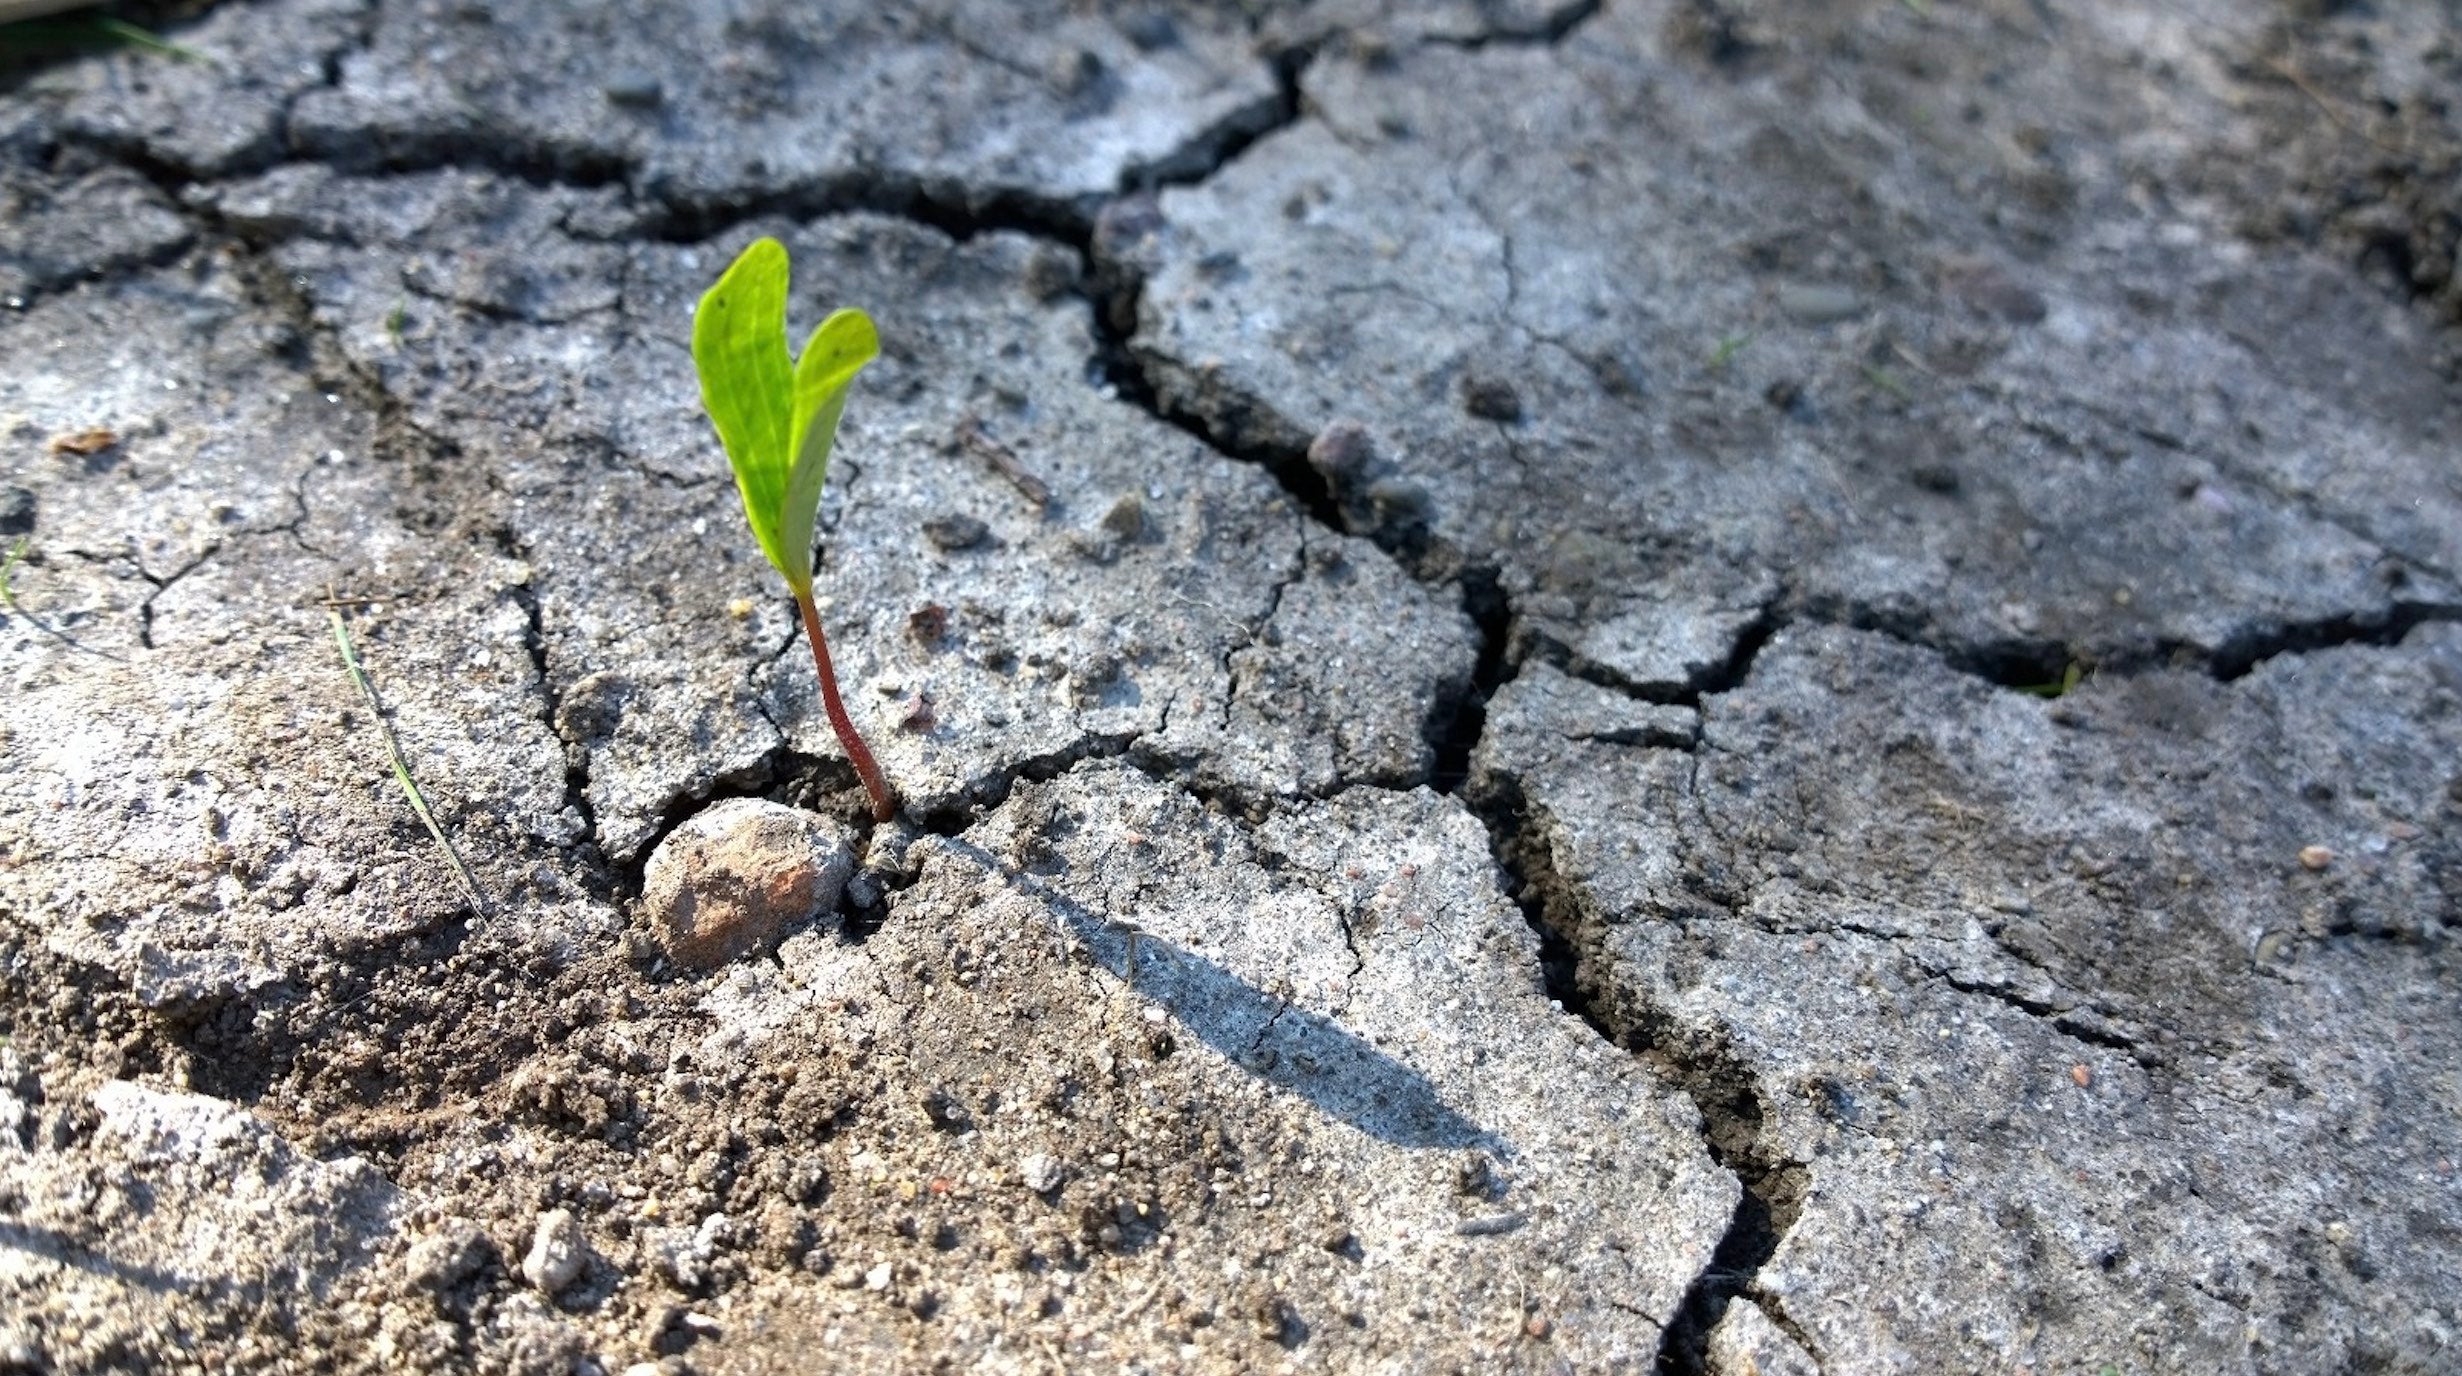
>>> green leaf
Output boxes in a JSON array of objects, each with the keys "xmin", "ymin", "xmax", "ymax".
[
  {"xmin": 776, "ymin": 307, "xmax": 879, "ymax": 596},
  {"xmin": 691, "ymin": 238, "xmax": 876, "ymax": 593}
]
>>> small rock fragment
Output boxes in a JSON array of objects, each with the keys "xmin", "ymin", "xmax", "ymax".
[
  {"xmin": 46, "ymin": 427, "xmax": 117, "ymax": 457},
  {"xmin": 1364, "ymin": 476, "xmax": 1431, "ymax": 522},
  {"xmin": 640, "ymin": 800, "xmax": 854, "ymax": 969},
  {"xmin": 865, "ymin": 1262, "xmax": 895, "ymax": 1291},
  {"xmin": 0, "ymin": 486, "xmax": 34, "ymax": 536},
  {"xmin": 908, "ymin": 603, "xmax": 949, "ymax": 643},
  {"xmin": 1777, "ymin": 282, "xmax": 1863, "ymax": 323},
  {"xmin": 922, "ymin": 513, "xmax": 989, "ymax": 551},
  {"xmin": 603, "ymin": 72, "xmax": 663, "ymax": 108},
  {"xmin": 1455, "ymin": 1212, "xmax": 1526, "ymax": 1236},
  {"xmin": 1307, "ymin": 418, "xmax": 1377, "ymax": 482},
  {"xmin": 521, "ymin": 1208, "xmax": 590, "ymax": 1294},
  {"xmin": 2071, "ymin": 1064, "xmax": 2092, "ymax": 1089},
  {"xmin": 1908, "ymin": 460, "xmax": 1961, "ymax": 494},
  {"xmin": 1459, "ymin": 374, "xmax": 1523, "ymax": 422},
  {"xmin": 1019, "ymin": 1153, "xmax": 1064, "ymax": 1194},
  {"xmin": 2298, "ymin": 845, "xmax": 2334, "ymax": 871},
  {"xmin": 405, "ymin": 1221, "xmax": 493, "ymax": 1294},
  {"xmin": 1099, "ymin": 493, "xmax": 1147, "ymax": 541}
]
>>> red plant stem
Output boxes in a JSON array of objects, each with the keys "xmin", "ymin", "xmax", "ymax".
[{"xmin": 795, "ymin": 588, "xmax": 896, "ymax": 822}]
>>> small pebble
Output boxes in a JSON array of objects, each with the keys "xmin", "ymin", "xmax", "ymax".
[
  {"xmin": 1363, "ymin": 476, "xmax": 1431, "ymax": 520},
  {"xmin": 1778, "ymin": 282, "xmax": 1863, "ymax": 324},
  {"xmin": 1459, "ymin": 375, "xmax": 1523, "ymax": 422},
  {"xmin": 521, "ymin": 1208, "xmax": 590, "ymax": 1294},
  {"xmin": 865, "ymin": 1262, "xmax": 895, "ymax": 1291},
  {"xmin": 922, "ymin": 514, "xmax": 989, "ymax": 552},
  {"xmin": 640, "ymin": 800, "xmax": 854, "ymax": 969},
  {"xmin": 2298, "ymin": 845, "xmax": 2334, "ymax": 871},
  {"xmin": 46, "ymin": 427, "xmax": 118, "ymax": 457},
  {"xmin": 1099, "ymin": 494, "xmax": 1147, "ymax": 541},
  {"xmin": 1307, "ymin": 419, "xmax": 1376, "ymax": 481},
  {"xmin": 2070, "ymin": 1064, "xmax": 2092, "ymax": 1089},
  {"xmin": 603, "ymin": 72, "xmax": 663, "ymax": 108},
  {"xmin": 1019, "ymin": 1153, "xmax": 1064, "ymax": 1194},
  {"xmin": 405, "ymin": 1222, "xmax": 491, "ymax": 1293}
]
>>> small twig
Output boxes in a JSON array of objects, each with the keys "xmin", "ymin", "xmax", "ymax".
[
  {"xmin": 326, "ymin": 595, "xmax": 488, "ymax": 915},
  {"xmin": 956, "ymin": 415, "xmax": 1051, "ymax": 509}
]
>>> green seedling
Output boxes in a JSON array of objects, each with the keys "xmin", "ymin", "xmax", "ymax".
[
  {"xmin": 90, "ymin": 15, "xmax": 209, "ymax": 61},
  {"xmin": 692, "ymin": 236, "xmax": 897, "ymax": 822},
  {"xmin": 2017, "ymin": 660, "xmax": 2088, "ymax": 699},
  {"xmin": 0, "ymin": 12, "xmax": 209, "ymax": 66},
  {"xmin": 327, "ymin": 599, "xmax": 486, "ymax": 915},
  {"xmin": 1708, "ymin": 333, "xmax": 1752, "ymax": 371}
]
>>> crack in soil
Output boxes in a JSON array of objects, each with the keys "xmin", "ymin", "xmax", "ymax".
[
  {"xmin": 1916, "ymin": 963, "xmax": 2143, "ymax": 1056},
  {"xmin": 505, "ymin": 566, "xmax": 607, "ymax": 898},
  {"xmin": 1457, "ymin": 692, "xmax": 1815, "ymax": 1373},
  {"xmin": 131, "ymin": 541, "xmax": 220, "ymax": 650},
  {"xmin": 1428, "ymin": 564, "xmax": 1511, "ymax": 795},
  {"xmin": 1424, "ymin": 0, "xmax": 1606, "ymax": 50}
]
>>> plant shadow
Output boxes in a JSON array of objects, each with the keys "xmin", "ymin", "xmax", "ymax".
[{"xmin": 938, "ymin": 837, "xmax": 1507, "ymax": 1155}]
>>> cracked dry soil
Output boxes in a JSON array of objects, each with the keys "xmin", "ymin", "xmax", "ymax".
[{"xmin": 4, "ymin": 1, "xmax": 2461, "ymax": 1373}]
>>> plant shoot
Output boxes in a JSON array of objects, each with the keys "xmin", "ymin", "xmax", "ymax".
[{"xmin": 693, "ymin": 236, "xmax": 896, "ymax": 821}]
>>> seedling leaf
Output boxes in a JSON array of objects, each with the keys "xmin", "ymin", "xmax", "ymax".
[
  {"xmin": 692, "ymin": 238, "xmax": 877, "ymax": 595},
  {"xmin": 694, "ymin": 239, "xmax": 798, "ymax": 580},
  {"xmin": 776, "ymin": 306, "xmax": 879, "ymax": 596}
]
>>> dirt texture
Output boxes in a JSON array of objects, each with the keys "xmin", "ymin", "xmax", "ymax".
[{"xmin": 1, "ymin": 1, "xmax": 2457, "ymax": 1373}]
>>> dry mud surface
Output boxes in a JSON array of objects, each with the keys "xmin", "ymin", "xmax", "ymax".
[{"xmin": 2, "ymin": 2, "xmax": 2459, "ymax": 1373}]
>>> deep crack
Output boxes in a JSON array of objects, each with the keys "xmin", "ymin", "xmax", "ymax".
[
  {"xmin": 1462, "ymin": 743, "xmax": 1809, "ymax": 1375},
  {"xmin": 1429, "ymin": 565, "xmax": 1511, "ymax": 794}
]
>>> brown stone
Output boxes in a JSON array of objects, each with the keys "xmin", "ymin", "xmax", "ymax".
[{"xmin": 640, "ymin": 800, "xmax": 854, "ymax": 969}]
